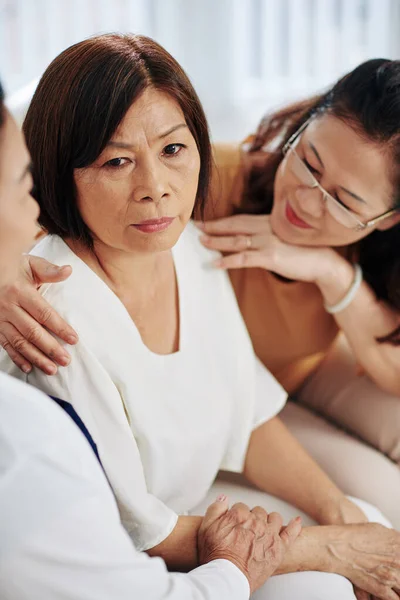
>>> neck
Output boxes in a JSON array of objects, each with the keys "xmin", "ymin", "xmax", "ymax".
[{"xmin": 66, "ymin": 237, "xmax": 172, "ymax": 306}]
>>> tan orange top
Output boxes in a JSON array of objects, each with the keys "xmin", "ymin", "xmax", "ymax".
[{"xmin": 206, "ymin": 143, "xmax": 339, "ymax": 395}]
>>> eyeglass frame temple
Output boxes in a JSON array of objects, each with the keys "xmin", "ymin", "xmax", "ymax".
[
  {"xmin": 282, "ymin": 118, "xmax": 399, "ymax": 230},
  {"xmin": 282, "ymin": 117, "xmax": 313, "ymax": 155}
]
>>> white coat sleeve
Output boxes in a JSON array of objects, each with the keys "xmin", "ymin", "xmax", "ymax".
[
  {"xmin": 10, "ymin": 338, "xmax": 179, "ymax": 552},
  {"xmin": 0, "ymin": 380, "xmax": 250, "ymax": 600}
]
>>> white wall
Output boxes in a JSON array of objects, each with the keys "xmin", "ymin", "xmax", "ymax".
[{"xmin": 1, "ymin": 0, "xmax": 400, "ymax": 141}]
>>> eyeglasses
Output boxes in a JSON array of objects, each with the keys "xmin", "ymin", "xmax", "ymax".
[{"xmin": 282, "ymin": 119, "xmax": 397, "ymax": 231}]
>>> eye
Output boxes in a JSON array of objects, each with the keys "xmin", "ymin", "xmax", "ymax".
[
  {"xmin": 104, "ymin": 157, "xmax": 130, "ymax": 168},
  {"xmin": 333, "ymin": 194, "xmax": 351, "ymax": 210},
  {"xmin": 303, "ymin": 157, "xmax": 320, "ymax": 176},
  {"xmin": 163, "ymin": 143, "xmax": 185, "ymax": 156}
]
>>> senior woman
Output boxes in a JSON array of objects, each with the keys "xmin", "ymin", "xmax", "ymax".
[
  {"xmin": 0, "ymin": 35, "xmax": 399, "ymax": 600},
  {"xmin": 0, "ymin": 78, "xmax": 298, "ymax": 600}
]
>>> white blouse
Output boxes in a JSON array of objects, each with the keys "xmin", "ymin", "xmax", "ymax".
[{"xmin": 1, "ymin": 221, "xmax": 286, "ymax": 552}]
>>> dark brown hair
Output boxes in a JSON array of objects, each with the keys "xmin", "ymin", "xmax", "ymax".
[
  {"xmin": 23, "ymin": 33, "xmax": 212, "ymax": 247},
  {"xmin": 242, "ymin": 59, "xmax": 400, "ymax": 344}
]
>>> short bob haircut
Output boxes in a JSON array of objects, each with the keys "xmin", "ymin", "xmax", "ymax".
[{"xmin": 23, "ymin": 33, "xmax": 212, "ymax": 247}]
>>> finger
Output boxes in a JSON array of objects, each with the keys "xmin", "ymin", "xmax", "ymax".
[
  {"xmin": 200, "ymin": 233, "xmax": 266, "ymax": 254},
  {"xmin": 19, "ymin": 289, "xmax": 78, "ymax": 346},
  {"xmin": 4, "ymin": 307, "xmax": 72, "ymax": 367},
  {"xmin": 267, "ymin": 512, "xmax": 283, "ymax": 530},
  {"xmin": 354, "ymin": 587, "xmax": 371, "ymax": 600},
  {"xmin": 279, "ymin": 517, "xmax": 302, "ymax": 547},
  {"xmin": 0, "ymin": 321, "xmax": 58, "ymax": 375},
  {"xmin": 195, "ymin": 215, "xmax": 266, "ymax": 236},
  {"xmin": 200, "ymin": 234, "xmax": 250, "ymax": 253},
  {"xmin": 364, "ymin": 584, "xmax": 399, "ymax": 600},
  {"xmin": 29, "ymin": 256, "xmax": 73, "ymax": 284},
  {"xmin": 200, "ymin": 495, "xmax": 230, "ymax": 531},
  {"xmin": 213, "ymin": 251, "xmax": 268, "ymax": 271},
  {"xmin": 0, "ymin": 333, "xmax": 32, "ymax": 374},
  {"xmin": 229, "ymin": 502, "xmax": 252, "ymax": 523},
  {"xmin": 250, "ymin": 506, "xmax": 269, "ymax": 523},
  {"xmin": 379, "ymin": 588, "xmax": 400, "ymax": 600}
]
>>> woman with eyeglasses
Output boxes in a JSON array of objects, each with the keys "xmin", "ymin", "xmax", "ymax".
[{"xmin": 196, "ymin": 58, "xmax": 400, "ymax": 527}]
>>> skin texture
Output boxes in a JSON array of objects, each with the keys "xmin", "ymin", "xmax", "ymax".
[
  {"xmin": 198, "ymin": 498, "xmax": 302, "ymax": 594},
  {"xmin": 68, "ymin": 88, "xmax": 201, "ymax": 356},
  {"xmin": 0, "ymin": 111, "xmax": 39, "ymax": 286},
  {"xmin": 271, "ymin": 114, "xmax": 397, "ymax": 247}
]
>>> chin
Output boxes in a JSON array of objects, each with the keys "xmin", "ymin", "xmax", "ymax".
[
  {"xmin": 271, "ymin": 201, "xmax": 322, "ymax": 246},
  {"xmin": 270, "ymin": 207, "xmax": 301, "ymax": 244}
]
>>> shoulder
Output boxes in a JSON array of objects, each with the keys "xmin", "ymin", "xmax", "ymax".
[
  {"xmin": 212, "ymin": 142, "xmax": 242, "ymax": 170},
  {"xmin": 31, "ymin": 234, "xmax": 75, "ymax": 266},
  {"xmin": 30, "ymin": 235, "xmax": 83, "ymax": 310},
  {"xmin": 206, "ymin": 142, "xmax": 245, "ymax": 221},
  {"xmin": 0, "ymin": 372, "xmax": 85, "ymax": 457},
  {"xmin": 30, "ymin": 237, "xmax": 110, "ymax": 337}
]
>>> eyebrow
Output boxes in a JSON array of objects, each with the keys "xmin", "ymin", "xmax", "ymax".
[
  {"xmin": 308, "ymin": 141, "xmax": 367, "ymax": 204},
  {"xmin": 19, "ymin": 161, "xmax": 33, "ymax": 183},
  {"xmin": 107, "ymin": 123, "xmax": 188, "ymax": 150}
]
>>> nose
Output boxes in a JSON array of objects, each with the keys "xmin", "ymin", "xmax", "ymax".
[
  {"xmin": 133, "ymin": 156, "xmax": 169, "ymax": 204},
  {"xmin": 294, "ymin": 185, "xmax": 324, "ymax": 218}
]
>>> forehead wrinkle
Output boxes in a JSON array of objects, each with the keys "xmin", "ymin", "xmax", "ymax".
[
  {"xmin": 108, "ymin": 90, "xmax": 187, "ymax": 151},
  {"xmin": 108, "ymin": 123, "xmax": 188, "ymax": 153}
]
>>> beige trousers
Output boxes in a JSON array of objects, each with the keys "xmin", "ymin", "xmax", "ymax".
[{"xmin": 283, "ymin": 335, "xmax": 400, "ymax": 529}]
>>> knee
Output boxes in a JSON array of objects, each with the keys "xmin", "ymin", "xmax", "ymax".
[
  {"xmin": 349, "ymin": 496, "xmax": 393, "ymax": 528},
  {"xmin": 255, "ymin": 571, "xmax": 356, "ymax": 600}
]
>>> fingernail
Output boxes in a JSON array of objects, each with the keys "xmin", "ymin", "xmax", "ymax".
[
  {"xmin": 58, "ymin": 354, "xmax": 70, "ymax": 366},
  {"xmin": 194, "ymin": 221, "xmax": 205, "ymax": 229},
  {"xmin": 46, "ymin": 364, "xmax": 57, "ymax": 375},
  {"xmin": 200, "ymin": 235, "xmax": 210, "ymax": 243},
  {"xmin": 47, "ymin": 265, "xmax": 62, "ymax": 274},
  {"xmin": 66, "ymin": 335, "xmax": 78, "ymax": 344},
  {"xmin": 22, "ymin": 364, "xmax": 32, "ymax": 374},
  {"xmin": 216, "ymin": 494, "xmax": 227, "ymax": 502},
  {"xmin": 212, "ymin": 259, "xmax": 222, "ymax": 268}
]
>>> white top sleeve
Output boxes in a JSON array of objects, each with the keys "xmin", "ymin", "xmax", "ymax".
[
  {"xmin": 24, "ymin": 341, "xmax": 178, "ymax": 552},
  {"xmin": 0, "ymin": 374, "xmax": 250, "ymax": 600},
  {"xmin": 252, "ymin": 356, "xmax": 287, "ymax": 430}
]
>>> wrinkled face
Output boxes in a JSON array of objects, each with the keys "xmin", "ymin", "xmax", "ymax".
[
  {"xmin": 74, "ymin": 87, "xmax": 201, "ymax": 254},
  {"xmin": 0, "ymin": 110, "xmax": 39, "ymax": 287},
  {"xmin": 271, "ymin": 114, "xmax": 399, "ymax": 247}
]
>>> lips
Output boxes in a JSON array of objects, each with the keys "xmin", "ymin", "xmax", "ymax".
[
  {"xmin": 285, "ymin": 202, "xmax": 313, "ymax": 229},
  {"xmin": 132, "ymin": 216, "xmax": 175, "ymax": 234}
]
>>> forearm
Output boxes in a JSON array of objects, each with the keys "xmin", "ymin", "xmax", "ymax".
[
  {"xmin": 147, "ymin": 516, "xmax": 203, "ymax": 572},
  {"xmin": 243, "ymin": 417, "xmax": 347, "ymax": 525},
  {"xmin": 275, "ymin": 525, "xmax": 335, "ymax": 575},
  {"xmin": 316, "ymin": 255, "xmax": 400, "ymax": 396}
]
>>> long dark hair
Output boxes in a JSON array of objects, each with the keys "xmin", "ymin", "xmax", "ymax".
[
  {"xmin": 23, "ymin": 33, "xmax": 212, "ymax": 247},
  {"xmin": 242, "ymin": 59, "xmax": 400, "ymax": 344}
]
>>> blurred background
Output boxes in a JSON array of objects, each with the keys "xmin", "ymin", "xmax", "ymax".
[{"xmin": 1, "ymin": 0, "xmax": 400, "ymax": 141}]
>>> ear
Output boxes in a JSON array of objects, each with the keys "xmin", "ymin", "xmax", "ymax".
[{"xmin": 376, "ymin": 211, "xmax": 400, "ymax": 231}]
